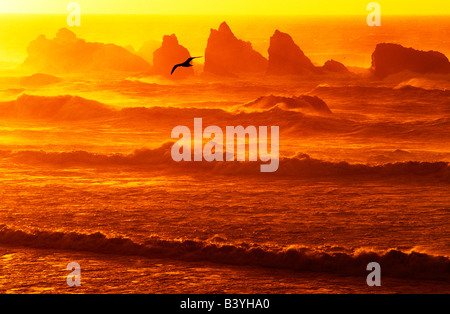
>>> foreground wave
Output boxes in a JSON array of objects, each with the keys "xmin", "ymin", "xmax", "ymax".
[{"xmin": 0, "ymin": 225, "xmax": 448, "ymax": 281}]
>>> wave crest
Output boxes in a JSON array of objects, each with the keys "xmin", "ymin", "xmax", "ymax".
[
  {"xmin": 0, "ymin": 94, "xmax": 114, "ymax": 121},
  {"xmin": 242, "ymin": 94, "xmax": 332, "ymax": 114},
  {"xmin": 5, "ymin": 146, "xmax": 450, "ymax": 182},
  {"xmin": 0, "ymin": 225, "xmax": 448, "ymax": 281}
]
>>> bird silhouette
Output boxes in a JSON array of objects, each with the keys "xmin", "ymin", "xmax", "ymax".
[{"xmin": 171, "ymin": 56, "xmax": 202, "ymax": 75}]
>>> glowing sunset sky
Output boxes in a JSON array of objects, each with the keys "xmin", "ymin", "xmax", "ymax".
[{"xmin": 0, "ymin": 0, "xmax": 449, "ymax": 15}]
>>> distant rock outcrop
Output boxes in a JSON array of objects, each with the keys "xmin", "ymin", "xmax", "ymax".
[
  {"xmin": 204, "ymin": 22, "xmax": 268, "ymax": 76},
  {"xmin": 22, "ymin": 28, "xmax": 150, "ymax": 73},
  {"xmin": 322, "ymin": 59, "xmax": 349, "ymax": 73},
  {"xmin": 371, "ymin": 43, "xmax": 450, "ymax": 78},
  {"xmin": 267, "ymin": 30, "xmax": 319, "ymax": 75},
  {"xmin": 152, "ymin": 34, "xmax": 194, "ymax": 78},
  {"xmin": 19, "ymin": 73, "xmax": 62, "ymax": 87}
]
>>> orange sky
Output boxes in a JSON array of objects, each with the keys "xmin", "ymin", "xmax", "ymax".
[{"xmin": 0, "ymin": 0, "xmax": 449, "ymax": 15}]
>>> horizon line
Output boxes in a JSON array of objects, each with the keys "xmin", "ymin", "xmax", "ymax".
[{"xmin": 1, "ymin": 12, "xmax": 450, "ymax": 16}]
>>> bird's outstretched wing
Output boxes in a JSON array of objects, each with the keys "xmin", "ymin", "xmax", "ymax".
[
  {"xmin": 171, "ymin": 64, "xmax": 181, "ymax": 75},
  {"xmin": 171, "ymin": 57, "xmax": 202, "ymax": 75},
  {"xmin": 187, "ymin": 56, "xmax": 202, "ymax": 63}
]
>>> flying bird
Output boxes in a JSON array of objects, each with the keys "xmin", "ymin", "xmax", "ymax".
[{"xmin": 171, "ymin": 56, "xmax": 202, "ymax": 75}]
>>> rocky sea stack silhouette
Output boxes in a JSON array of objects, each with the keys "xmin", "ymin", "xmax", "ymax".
[
  {"xmin": 267, "ymin": 30, "xmax": 348, "ymax": 75},
  {"xmin": 21, "ymin": 25, "xmax": 450, "ymax": 80},
  {"xmin": 204, "ymin": 22, "xmax": 268, "ymax": 76},
  {"xmin": 267, "ymin": 30, "xmax": 319, "ymax": 75},
  {"xmin": 152, "ymin": 34, "xmax": 194, "ymax": 78},
  {"xmin": 371, "ymin": 43, "xmax": 450, "ymax": 78},
  {"xmin": 22, "ymin": 28, "xmax": 150, "ymax": 73}
]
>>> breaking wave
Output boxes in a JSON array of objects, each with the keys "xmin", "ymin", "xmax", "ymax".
[
  {"xmin": 310, "ymin": 84, "xmax": 450, "ymax": 98},
  {"xmin": 2, "ymin": 94, "xmax": 450, "ymax": 141},
  {"xmin": 242, "ymin": 94, "xmax": 332, "ymax": 114},
  {"xmin": 0, "ymin": 94, "xmax": 115, "ymax": 121},
  {"xmin": 0, "ymin": 225, "xmax": 448, "ymax": 281},
  {"xmin": 3, "ymin": 145, "xmax": 450, "ymax": 182}
]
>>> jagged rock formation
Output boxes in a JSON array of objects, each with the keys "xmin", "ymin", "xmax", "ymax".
[
  {"xmin": 204, "ymin": 22, "xmax": 268, "ymax": 76},
  {"xmin": 267, "ymin": 30, "xmax": 319, "ymax": 75},
  {"xmin": 152, "ymin": 34, "xmax": 194, "ymax": 78}
]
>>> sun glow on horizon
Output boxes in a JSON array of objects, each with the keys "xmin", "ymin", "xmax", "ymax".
[{"xmin": 0, "ymin": 0, "xmax": 449, "ymax": 15}]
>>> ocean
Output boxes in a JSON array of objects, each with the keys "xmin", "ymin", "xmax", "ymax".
[{"xmin": 0, "ymin": 14, "xmax": 449, "ymax": 294}]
